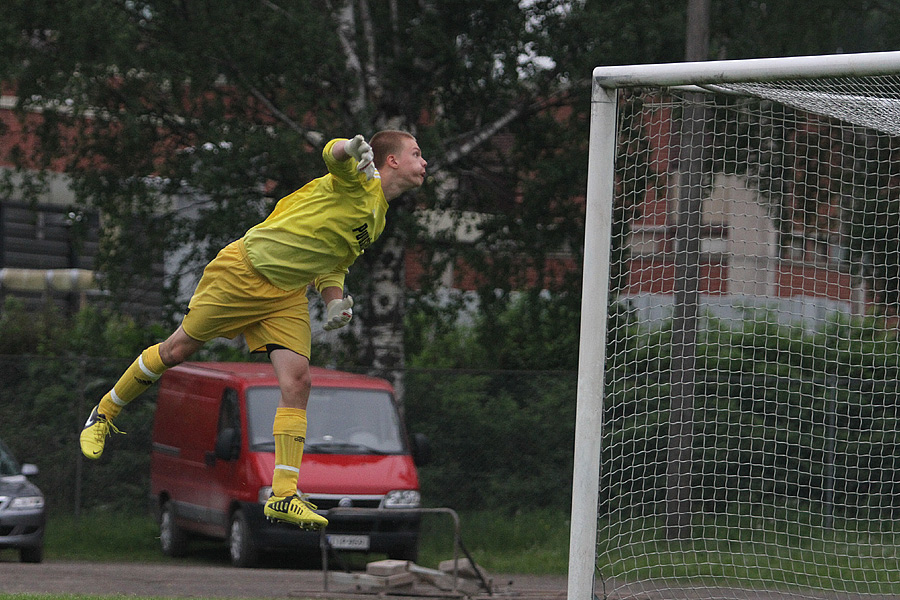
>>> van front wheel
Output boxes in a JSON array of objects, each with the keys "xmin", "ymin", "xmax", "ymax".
[
  {"xmin": 159, "ymin": 501, "xmax": 188, "ymax": 557},
  {"xmin": 229, "ymin": 509, "xmax": 259, "ymax": 568}
]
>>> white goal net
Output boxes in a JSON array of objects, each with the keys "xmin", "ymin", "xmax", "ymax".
[{"xmin": 571, "ymin": 52, "xmax": 900, "ymax": 600}]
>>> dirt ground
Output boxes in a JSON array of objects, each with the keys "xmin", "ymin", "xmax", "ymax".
[
  {"xmin": 3, "ymin": 558, "xmax": 888, "ymax": 600},
  {"xmin": 0, "ymin": 558, "xmax": 569, "ymax": 599}
]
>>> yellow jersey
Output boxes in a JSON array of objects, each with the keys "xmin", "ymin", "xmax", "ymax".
[{"xmin": 242, "ymin": 138, "xmax": 387, "ymax": 292}]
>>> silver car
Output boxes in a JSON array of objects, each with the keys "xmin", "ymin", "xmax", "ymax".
[{"xmin": 0, "ymin": 438, "xmax": 45, "ymax": 562}]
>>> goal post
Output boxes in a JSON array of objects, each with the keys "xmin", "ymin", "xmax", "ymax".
[{"xmin": 571, "ymin": 51, "xmax": 900, "ymax": 600}]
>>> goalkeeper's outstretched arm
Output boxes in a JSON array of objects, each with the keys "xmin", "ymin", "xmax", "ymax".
[{"xmin": 332, "ymin": 135, "xmax": 376, "ymax": 179}]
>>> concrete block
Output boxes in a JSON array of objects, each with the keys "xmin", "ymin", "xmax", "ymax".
[{"xmin": 366, "ymin": 559, "xmax": 410, "ymax": 576}]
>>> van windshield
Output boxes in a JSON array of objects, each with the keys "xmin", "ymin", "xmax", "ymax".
[{"xmin": 245, "ymin": 387, "xmax": 406, "ymax": 455}]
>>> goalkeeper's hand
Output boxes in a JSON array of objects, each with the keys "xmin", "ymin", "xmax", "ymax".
[
  {"xmin": 344, "ymin": 135, "xmax": 376, "ymax": 180},
  {"xmin": 323, "ymin": 295, "xmax": 354, "ymax": 331}
]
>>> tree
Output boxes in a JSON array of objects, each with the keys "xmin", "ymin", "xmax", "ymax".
[
  {"xmin": 710, "ymin": 0, "xmax": 900, "ymax": 60},
  {"xmin": 5, "ymin": 0, "xmax": 900, "ymax": 375},
  {"xmin": 0, "ymin": 0, "xmax": 593, "ymax": 376}
]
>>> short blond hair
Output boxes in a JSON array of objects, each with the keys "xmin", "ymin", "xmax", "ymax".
[{"xmin": 370, "ymin": 130, "xmax": 416, "ymax": 168}]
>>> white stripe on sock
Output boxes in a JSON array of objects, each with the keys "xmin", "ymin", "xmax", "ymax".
[
  {"xmin": 138, "ymin": 356, "xmax": 163, "ymax": 381},
  {"xmin": 274, "ymin": 464, "xmax": 300, "ymax": 474},
  {"xmin": 109, "ymin": 389, "xmax": 126, "ymax": 406}
]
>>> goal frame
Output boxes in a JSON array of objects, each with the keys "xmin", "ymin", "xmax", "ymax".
[{"xmin": 570, "ymin": 50, "xmax": 900, "ymax": 600}]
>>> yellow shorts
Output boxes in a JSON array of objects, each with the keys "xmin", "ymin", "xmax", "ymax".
[{"xmin": 182, "ymin": 239, "xmax": 311, "ymax": 357}]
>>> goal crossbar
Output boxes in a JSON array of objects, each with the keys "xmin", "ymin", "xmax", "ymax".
[
  {"xmin": 591, "ymin": 50, "xmax": 900, "ymax": 89},
  {"xmin": 571, "ymin": 51, "xmax": 900, "ymax": 600}
]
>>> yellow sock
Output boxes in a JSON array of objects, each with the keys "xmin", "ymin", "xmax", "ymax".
[
  {"xmin": 98, "ymin": 344, "xmax": 168, "ymax": 419},
  {"xmin": 272, "ymin": 407, "xmax": 307, "ymax": 498}
]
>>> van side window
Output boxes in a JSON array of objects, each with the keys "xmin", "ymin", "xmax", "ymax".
[
  {"xmin": 212, "ymin": 388, "xmax": 242, "ymax": 462},
  {"xmin": 219, "ymin": 388, "xmax": 240, "ymax": 434}
]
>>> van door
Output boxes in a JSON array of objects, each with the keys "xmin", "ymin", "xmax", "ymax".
[{"xmin": 201, "ymin": 387, "xmax": 242, "ymax": 535}]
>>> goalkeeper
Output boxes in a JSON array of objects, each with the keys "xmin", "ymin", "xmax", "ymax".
[{"xmin": 80, "ymin": 131, "xmax": 427, "ymax": 530}]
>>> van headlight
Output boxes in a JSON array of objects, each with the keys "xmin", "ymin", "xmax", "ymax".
[
  {"xmin": 382, "ymin": 490, "xmax": 420, "ymax": 508},
  {"xmin": 258, "ymin": 487, "xmax": 273, "ymax": 504}
]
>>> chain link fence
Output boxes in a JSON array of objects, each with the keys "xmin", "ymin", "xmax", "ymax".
[{"xmin": 0, "ymin": 356, "xmax": 577, "ymax": 517}]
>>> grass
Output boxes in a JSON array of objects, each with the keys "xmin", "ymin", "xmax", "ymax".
[
  {"xmin": 595, "ymin": 510, "xmax": 900, "ymax": 595},
  {"xmin": 418, "ymin": 508, "xmax": 570, "ymax": 574},
  {"xmin": 43, "ymin": 512, "xmax": 163, "ymax": 563},
  {"xmin": 33, "ymin": 507, "xmax": 571, "ymax": 574}
]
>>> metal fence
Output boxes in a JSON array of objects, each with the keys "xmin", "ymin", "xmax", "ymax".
[{"xmin": 0, "ymin": 356, "xmax": 577, "ymax": 517}]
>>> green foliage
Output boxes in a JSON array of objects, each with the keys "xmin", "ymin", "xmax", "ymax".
[
  {"xmin": 405, "ymin": 293, "xmax": 578, "ymax": 511},
  {"xmin": 710, "ymin": 1, "xmax": 900, "ymax": 59},
  {"xmin": 602, "ymin": 310, "xmax": 900, "ymax": 520},
  {"xmin": 0, "ymin": 301, "xmax": 230, "ymax": 514},
  {"xmin": 6, "ymin": 0, "xmax": 900, "ymax": 361},
  {"xmin": 0, "ymin": 298, "xmax": 169, "ymax": 358},
  {"xmin": 407, "ymin": 291, "xmax": 581, "ymax": 372},
  {"xmin": 1, "ymin": 0, "xmax": 604, "ymax": 316},
  {"xmin": 406, "ymin": 368, "xmax": 576, "ymax": 512}
]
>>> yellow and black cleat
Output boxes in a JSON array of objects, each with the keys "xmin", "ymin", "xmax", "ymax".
[{"xmin": 264, "ymin": 494, "xmax": 328, "ymax": 530}]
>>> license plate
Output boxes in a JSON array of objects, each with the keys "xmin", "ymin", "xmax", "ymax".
[{"xmin": 327, "ymin": 534, "xmax": 370, "ymax": 551}]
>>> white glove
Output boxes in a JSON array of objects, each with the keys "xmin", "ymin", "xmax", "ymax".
[
  {"xmin": 323, "ymin": 295, "xmax": 354, "ymax": 331},
  {"xmin": 344, "ymin": 135, "xmax": 376, "ymax": 180}
]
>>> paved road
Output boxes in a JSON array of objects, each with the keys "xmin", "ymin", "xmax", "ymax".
[
  {"xmin": 0, "ymin": 559, "xmax": 568, "ymax": 599},
  {"xmin": 5, "ymin": 559, "xmax": 887, "ymax": 600}
]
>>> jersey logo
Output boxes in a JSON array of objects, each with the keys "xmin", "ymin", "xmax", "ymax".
[{"xmin": 353, "ymin": 223, "xmax": 372, "ymax": 251}]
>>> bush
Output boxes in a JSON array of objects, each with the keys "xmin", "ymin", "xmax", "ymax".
[
  {"xmin": 0, "ymin": 301, "xmax": 164, "ymax": 514},
  {"xmin": 405, "ymin": 369, "xmax": 576, "ymax": 511},
  {"xmin": 601, "ymin": 310, "xmax": 900, "ymax": 520},
  {"xmin": 404, "ymin": 292, "xmax": 579, "ymax": 511}
]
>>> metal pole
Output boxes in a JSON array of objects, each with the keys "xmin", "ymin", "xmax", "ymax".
[
  {"xmin": 74, "ymin": 357, "xmax": 85, "ymax": 518},
  {"xmin": 665, "ymin": 0, "xmax": 709, "ymax": 541},
  {"xmin": 593, "ymin": 51, "xmax": 900, "ymax": 89},
  {"xmin": 823, "ymin": 376, "xmax": 837, "ymax": 529},
  {"xmin": 567, "ymin": 78, "xmax": 617, "ymax": 600},
  {"xmin": 665, "ymin": 92, "xmax": 709, "ymax": 540}
]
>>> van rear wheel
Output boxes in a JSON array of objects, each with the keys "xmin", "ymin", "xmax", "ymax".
[
  {"xmin": 159, "ymin": 501, "xmax": 188, "ymax": 557},
  {"xmin": 229, "ymin": 509, "xmax": 259, "ymax": 568}
]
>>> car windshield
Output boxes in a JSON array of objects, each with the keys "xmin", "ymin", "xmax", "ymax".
[
  {"xmin": 246, "ymin": 386, "xmax": 406, "ymax": 454},
  {"xmin": 0, "ymin": 439, "xmax": 22, "ymax": 477}
]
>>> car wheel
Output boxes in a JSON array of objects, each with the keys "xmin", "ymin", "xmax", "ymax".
[
  {"xmin": 229, "ymin": 509, "xmax": 259, "ymax": 568},
  {"xmin": 19, "ymin": 544, "xmax": 43, "ymax": 563},
  {"xmin": 159, "ymin": 500, "xmax": 188, "ymax": 557}
]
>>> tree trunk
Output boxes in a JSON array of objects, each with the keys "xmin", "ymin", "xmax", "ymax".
[{"xmin": 363, "ymin": 236, "xmax": 406, "ymax": 405}]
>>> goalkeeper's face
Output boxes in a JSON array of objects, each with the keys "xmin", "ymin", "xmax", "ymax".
[{"xmin": 394, "ymin": 138, "xmax": 428, "ymax": 191}]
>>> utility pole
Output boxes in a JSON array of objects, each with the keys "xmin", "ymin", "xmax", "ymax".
[{"xmin": 666, "ymin": 0, "xmax": 710, "ymax": 541}]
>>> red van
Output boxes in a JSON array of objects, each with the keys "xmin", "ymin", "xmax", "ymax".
[{"xmin": 149, "ymin": 362, "xmax": 429, "ymax": 567}]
